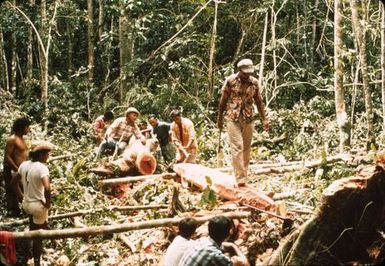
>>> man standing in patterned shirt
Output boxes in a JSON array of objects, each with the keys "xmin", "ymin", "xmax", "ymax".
[{"xmin": 217, "ymin": 59, "xmax": 269, "ymax": 185}]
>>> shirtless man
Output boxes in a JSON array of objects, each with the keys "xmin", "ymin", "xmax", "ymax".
[{"xmin": 3, "ymin": 117, "xmax": 31, "ymax": 217}]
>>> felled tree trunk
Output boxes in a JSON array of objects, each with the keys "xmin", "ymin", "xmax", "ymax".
[
  {"xmin": 265, "ymin": 163, "xmax": 385, "ymax": 265},
  {"xmin": 173, "ymin": 163, "xmax": 275, "ymax": 210},
  {"xmin": 90, "ymin": 138, "xmax": 158, "ymax": 177}
]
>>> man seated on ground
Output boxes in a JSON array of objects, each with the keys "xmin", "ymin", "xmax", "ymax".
[
  {"xmin": 3, "ymin": 117, "xmax": 31, "ymax": 217},
  {"xmin": 94, "ymin": 110, "xmax": 114, "ymax": 144},
  {"xmin": 162, "ymin": 217, "xmax": 198, "ymax": 266},
  {"xmin": 148, "ymin": 114, "xmax": 176, "ymax": 164},
  {"xmin": 12, "ymin": 141, "xmax": 55, "ymax": 266},
  {"xmin": 170, "ymin": 110, "xmax": 198, "ymax": 163},
  {"xmin": 97, "ymin": 107, "xmax": 146, "ymax": 157},
  {"xmin": 178, "ymin": 215, "xmax": 249, "ymax": 266}
]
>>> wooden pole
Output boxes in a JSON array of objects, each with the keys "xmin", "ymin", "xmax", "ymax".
[
  {"xmin": 99, "ymin": 173, "xmax": 176, "ymax": 186},
  {"xmin": 11, "ymin": 212, "xmax": 250, "ymax": 240},
  {"xmin": 0, "ymin": 205, "xmax": 168, "ymax": 227}
]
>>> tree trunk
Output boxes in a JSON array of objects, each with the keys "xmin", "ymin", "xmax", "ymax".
[
  {"xmin": 380, "ymin": 2, "xmax": 385, "ymax": 132},
  {"xmin": 265, "ymin": 164, "xmax": 385, "ymax": 265},
  {"xmin": 258, "ymin": 12, "xmax": 268, "ymax": 90},
  {"xmin": 98, "ymin": 0, "xmax": 104, "ymax": 40},
  {"xmin": 39, "ymin": 0, "xmax": 48, "ymax": 111},
  {"xmin": 87, "ymin": 0, "xmax": 94, "ymax": 84},
  {"xmin": 99, "ymin": 173, "xmax": 177, "ymax": 186},
  {"xmin": 10, "ymin": 0, "xmax": 17, "ymax": 95},
  {"xmin": 90, "ymin": 139, "xmax": 158, "ymax": 177},
  {"xmin": 334, "ymin": 0, "xmax": 350, "ymax": 152},
  {"xmin": 12, "ymin": 212, "xmax": 250, "ymax": 240},
  {"xmin": 119, "ymin": 0, "xmax": 134, "ymax": 101},
  {"xmin": 173, "ymin": 163, "xmax": 275, "ymax": 210},
  {"xmin": 66, "ymin": 20, "xmax": 73, "ymax": 78},
  {"xmin": 0, "ymin": 26, "xmax": 9, "ymax": 91},
  {"xmin": 207, "ymin": 0, "xmax": 218, "ymax": 103},
  {"xmin": 350, "ymin": 0, "xmax": 375, "ymax": 148}
]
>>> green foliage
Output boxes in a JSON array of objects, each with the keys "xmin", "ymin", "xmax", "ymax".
[{"xmin": 199, "ymin": 176, "xmax": 217, "ymax": 209}]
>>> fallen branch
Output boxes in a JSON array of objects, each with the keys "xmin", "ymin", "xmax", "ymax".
[
  {"xmin": 0, "ymin": 204, "xmax": 168, "ymax": 227},
  {"xmin": 48, "ymin": 154, "xmax": 77, "ymax": 163},
  {"xmin": 11, "ymin": 211, "xmax": 250, "ymax": 240},
  {"xmin": 99, "ymin": 173, "xmax": 176, "ymax": 186}
]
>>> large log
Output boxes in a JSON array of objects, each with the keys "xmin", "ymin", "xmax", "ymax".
[
  {"xmin": 173, "ymin": 163, "xmax": 275, "ymax": 210},
  {"xmin": 89, "ymin": 138, "xmax": 158, "ymax": 176},
  {"xmin": 11, "ymin": 211, "xmax": 250, "ymax": 240},
  {"xmin": 264, "ymin": 163, "xmax": 385, "ymax": 265},
  {"xmin": 99, "ymin": 173, "xmax": 177, "ymax": 186}
]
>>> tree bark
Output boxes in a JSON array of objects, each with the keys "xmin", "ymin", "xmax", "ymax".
[
  {"xmin": 258, "ymin": 12, "xmax": 268, "ymax": 90},
  {"xmin": 334, "ymin": 0, "xmax": 350, "ymax": 152},
  {"xmin": 11, "ymin": 212, "xmax": 250, "ymax": 240},
  {"xmin": 380, "ymin": 2, "xmax": 385, "ymax": 132},
  {"xmin": 39, "ymin": 0, "xmax": 48, "ymax": 111},
  {"xmin": 98, "ymin": 0, "xmax": 104, "ymax": 41},
  {"xmin": 66, "ymin": 20, "xmax": 73, "ymax": 78},
  {"xmin": 0, "ymin": 26, "xmax": 9, "ymax": 91},
  {"xmin": 265, "ymin": 164, "xmax": 385, "ymax": 265},
  {"xmin": 173, "ymin": 163, "xmax": 275, "ymax": 210},
  {"xmin": 87, "ymin": 0, "xmax": 94, "ymax": 84},
  {"xmin": 10, "ymin": 0, "xmax": 17, "ymax": 95},
  {"xmin": 99, "ymin": 173, "xmax": 177, "ymax": 186},
  {"xmin": 25, "ymin": 0, "xmax": 34, "ymax": 97},
  {"xmin": 207, "ymin": 0, "xmax": 218, "ymax": 102},
  {"xmin": 350, "ymin": 0, "xmax": 375, "ymax": 148}
]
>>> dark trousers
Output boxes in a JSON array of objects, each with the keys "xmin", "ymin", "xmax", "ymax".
[{"xmin": 3, "ymin": 163, "xmax": 21, "ymax": 216}]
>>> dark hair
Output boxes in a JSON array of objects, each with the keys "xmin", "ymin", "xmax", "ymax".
[
  {"xmin": 179, "ymin": 217, "xmax": 197, "ymax": 239},
  {"xmin": 12, "ymin": 117, "xmax": 31, "ymax": 134},
  {"xmin": 170, "ymin": 110, "xmax": 181, "ymax": 118},
  {"xmin": 30, "ymin": 150, "xmax": 50, "ymax": 162},
  {"xmin": 208, "ymin": 216, "xmax": 233, "ymax": 243},
  {"xmin": 104, "ymin": 111, "xmax": 114, "ymax": 121},
  {"xmin": 148, "ymin": 114, "xmax": 156, "ymax": 120}
]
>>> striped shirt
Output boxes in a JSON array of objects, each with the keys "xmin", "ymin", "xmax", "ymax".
[{"xmin": 106, "ymin": 117, "xmax": 142, "ymax": 142}]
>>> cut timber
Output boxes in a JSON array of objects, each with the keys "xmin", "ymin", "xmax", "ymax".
[
  {"xmin": 265, "ymin": 164, "xmax": 385, "ymax": 265},
  {"xmin": 0, "ymin": 204, "xmax": 168, "ymax": 228},
  {"xmin": 99, "ymin": 173, "xmax": 177, "ymax": 186},
  {"xmin": 89, "ymin": 138, "xmax": 158, "ymax": 177},
  {"xmin": 173, "ymin": 163, "xmax": 275, "ymax": 210},
  {"xmin": 11, "ymin": 211, "xmax": 250, "ymax": 240}
]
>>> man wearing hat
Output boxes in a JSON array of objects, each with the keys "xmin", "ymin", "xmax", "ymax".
[
  {"xmin": 12, "ymin": 140, "xmax": 55, "ymax": 266},
  {"xmin": 97, "ymin": 107, "xmax": 146, "ymax": 157},
  {"xmin": 217, "ymin": 59, "xmax": 269, "ymax": 185}
]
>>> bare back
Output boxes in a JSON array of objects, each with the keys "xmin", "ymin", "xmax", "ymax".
[{"xmin": 4, "ymin": 134, "xmax": 28, "ymax": 171}]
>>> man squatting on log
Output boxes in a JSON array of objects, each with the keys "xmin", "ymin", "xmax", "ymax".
[
  {"xmin": 3, "ymin": 117, "xmax": 31, "ymax": 217},
  {"xmin": 217, "ymin": 59, "xmax": 269, "ymax": 185},
  {"xmin": 97, "ymin": 107, "xmax": 146, "ymax": 157},
  {"xmin": 12, "ymin": 141, "xmax": 55, "ymax": 266}
]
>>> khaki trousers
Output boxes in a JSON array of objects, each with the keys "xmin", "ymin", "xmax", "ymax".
[{"xmin": 227, "ymin": 120, "xmax": 253, "ymax": 180}]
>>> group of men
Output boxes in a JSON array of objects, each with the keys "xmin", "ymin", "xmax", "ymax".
[
  {"xmin": 162, "ymin": 216, "xmax": 249, "ymax": 266},
  {"xmin": 1, "ymin": 58, "xmax": 268, "ymax": 265},
  {"xmin": 2, "ymin": 117, "xmax": 54, "ymax": 265},
  {"xmin": 94, "ymin": 107, "xmax": 198, "ymax": 164}
]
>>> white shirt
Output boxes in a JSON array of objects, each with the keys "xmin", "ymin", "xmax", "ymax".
[
  {"xmin": 163, "ymin": 236, "xmax": 194, "ymax": 266},
  {"xmin": 18, "ymin": 160, "xmax": 49, "ymax": 203}
]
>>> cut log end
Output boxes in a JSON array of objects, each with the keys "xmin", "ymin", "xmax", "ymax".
[{"xmin": 136, "ymin": 153, "xmax": 157, "ymax": 175}]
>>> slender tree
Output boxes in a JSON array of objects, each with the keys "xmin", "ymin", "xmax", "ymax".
[
  {"xmin": 0, "ymin": 26, "xmax": 9, "ymax": 91},
  {"xmin": 87, "ymin": 0, "xmax": 94, "ymax": 84},
  {"xmin": 10, "ymin": 0, "xmax": 17, "ymax": 95},
  {"xmin": 350, "ymin": 0, "xmax": 374, "ymax": 148},
  {"xmin": 382, "ymin": 0, "xmax": 385, "ymax": 131},
  {"xmin": 334, "ymin": 0, "xmax": 350, "ymax": 152}
]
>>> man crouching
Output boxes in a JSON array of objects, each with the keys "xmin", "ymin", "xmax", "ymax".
[{"xmin": 13, "ymin": 141, "xmax": 55, "ymax": 266}]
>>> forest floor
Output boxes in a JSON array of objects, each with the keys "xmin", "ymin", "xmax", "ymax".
[{"xmin": 1, "ymin": 152, "xmax": 363, "ymax": 266}]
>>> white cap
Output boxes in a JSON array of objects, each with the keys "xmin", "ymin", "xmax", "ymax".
[{"xmin": 237, "ymin": 58, "xmax": 254, "ymax": 73}]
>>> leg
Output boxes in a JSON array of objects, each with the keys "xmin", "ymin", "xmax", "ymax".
[
  {"xmin": 227, "ymin": 121, "xmax": 247, "ymax": 180},
  {"xmin": 241, "ymin": 121, "xmax": 254, "ymax": 177},
  {"xmin": 3, "ymin": 164, "xmax": 21, "ymax": 216},
  {"xmin": 30, "ymin": 221, "xmax": 48, "ymax": 266}
]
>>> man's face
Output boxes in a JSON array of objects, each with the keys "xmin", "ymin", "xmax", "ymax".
[
  {"xmin": 126, "ymin": 112, "xmax": 138, "ymax": 123},
  {"xmin": 23, "ymin": 126, "xmax": 30, "ymax": 135},
  {"xmin": 148, "ymin": 118, "xmax": 158, "ymax": 128},
  {"xmin": 172, "ymin": 115, "xmax": 182, "ymax": 124},
  {"xmin": 238, "ymin": 70, "xmax": 251, "ymax": 81}
]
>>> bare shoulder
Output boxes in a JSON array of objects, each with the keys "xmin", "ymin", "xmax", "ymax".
[{"xmin": 5, "ymin": 135, "xmax": 16, "ymax": 145}]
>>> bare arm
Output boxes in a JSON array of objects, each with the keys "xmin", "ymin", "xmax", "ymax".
[
  {"xmin": 4, "ymin": 137, "xmax": 18, "ymax": 171},
  {"xmin": 253, "ymin": 85, "xmax": 269, "ymax": 132},
  {"xmin": 217, "ymin": 84, "xmax": 230, "ymax": 130},
  {"xmin": 41, "ymin": 176, "xmax": 51, "ymax": 209},
  {"xmin": 222, "ymin": 242, "xmax": 250, "ymax": 266}
]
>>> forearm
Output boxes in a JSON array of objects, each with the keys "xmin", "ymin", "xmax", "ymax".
[
  {"xmin": 5, "ymin": 155, "xmax": 18, "ymax": 172},
  {"xmin": 44, "ymin": 189, "xmax": 51, "ymax": 208}
]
